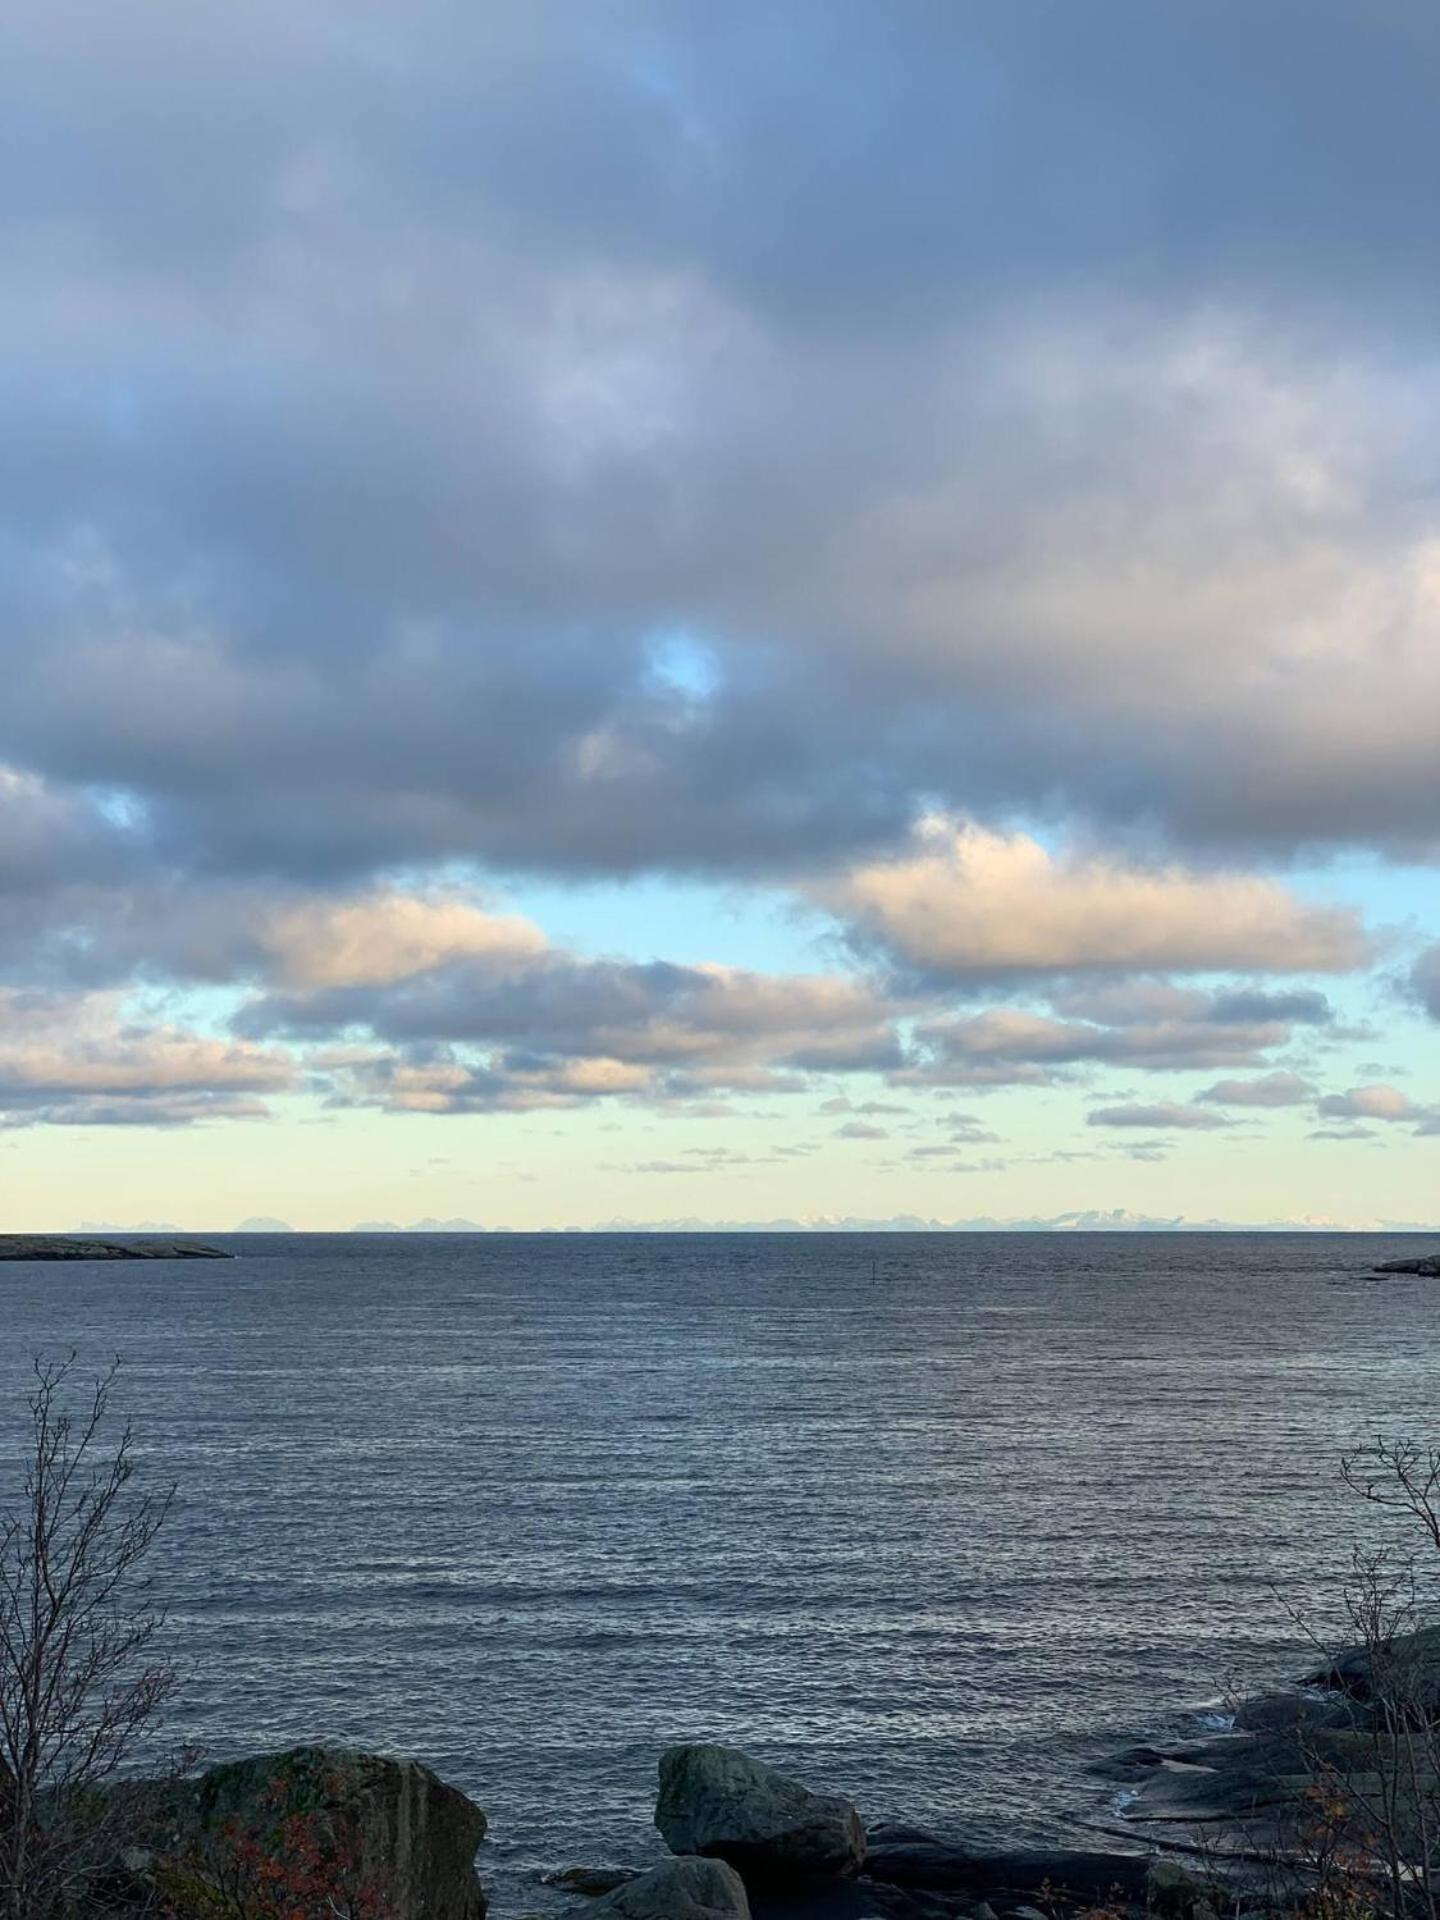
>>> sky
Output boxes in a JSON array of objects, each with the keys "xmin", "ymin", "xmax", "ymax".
[{"xmin": 3, "ymin": 0, "xmax": 1440, "ymax": 1232}]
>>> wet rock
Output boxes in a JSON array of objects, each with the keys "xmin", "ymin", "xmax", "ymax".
[
  {"xmin": 545, "ymin": 1865, "xmax": 642, "ymax": 1897},
  {"xmin": 657, "ymin": 1745, "xmax": 866, "ymax": 1881},
  {"xmin": 589, "ymin": 1855, "xmax": 751, "ymax": 1920},
  {"xmin": 1371, "ymin": 1254, "xmax": 1440, "ymax": 1276}
]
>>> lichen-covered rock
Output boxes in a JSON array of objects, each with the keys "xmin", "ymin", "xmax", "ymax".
[
  {"xmin": 656, "ymin": 1745, "xmax": 865, "ymax": 1881},
  {"xmin": 589, "ymin": 1855, "xmax": 751, "ymax": 1920},
  {"xmin": 141, "ymin": 1746, "xmax": 486, "ymax": 1919}
]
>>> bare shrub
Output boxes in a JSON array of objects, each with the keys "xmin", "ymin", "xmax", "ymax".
[{"xmin": 0, "ymin": 1354, "xmax": 176, "ymax": 1919}]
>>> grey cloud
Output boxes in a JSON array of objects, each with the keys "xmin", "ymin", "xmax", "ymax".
[
  {"xmin": 3, "ymin": 1, "xmax": 1440, "ymax": 920},
  {"xmin": 1195, "ymin": 1071, "xmax": 1316, "ymax": 1108},
  {"xmin": 1413, "ymin": 946, "xmax": 1440, "ymax": 1021},
  {"xmin": 1088, "ymin": 1102, "xmax": 1232, "ymax": 1131},
  {"xmin": 903, "ymin": 984, "xmax": 1320, "ymax": 1086},
  {"xmin": 270, "ymin": 948, "xmax": 903, "ymax": 1114}
]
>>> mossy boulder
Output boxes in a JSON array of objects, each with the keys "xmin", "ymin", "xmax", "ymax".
[{"xmin": 128, "ymin": 1746, "xmax": 486, "ymax": 1919}]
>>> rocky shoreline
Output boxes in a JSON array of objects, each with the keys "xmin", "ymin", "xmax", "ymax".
[
  {"xmin": 0, "ymin": 1235, "xmax": 232, "ymax": 1260},
  {"xmin": 89, "ymin": 1626, "xmax": 1433, "ymax": 1920}
]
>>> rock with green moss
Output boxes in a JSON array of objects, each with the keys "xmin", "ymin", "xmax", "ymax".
[{"xmin": 124, "ymin": 1746, "xmax": 486, "ymax": 1919}]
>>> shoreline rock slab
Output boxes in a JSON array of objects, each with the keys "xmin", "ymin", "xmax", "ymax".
[
  {"xmin": 657, "ymin": 1745, "xmax": 867, "ymax": 1883},
  {"xmin": 0, "ymin": 1235, "xmax": 232, "ymax": 1261},
  {"xmin": 1370, "ymin": 1253, "xmax": 1440, "ymax": 1276}
]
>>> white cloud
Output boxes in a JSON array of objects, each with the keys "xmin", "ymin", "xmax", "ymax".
[
  {"xmin": 0, "ymin": 990, "xmax": 292, "ymax": 1126},
  {"xmin": 1315, "ymin": 1083, "xmax": 1440, "ymax": 1132},
  {"xmin": 259, "ymin": 890, "xmax": 547, "ymax": 988},
  {"xmin": 825, "ymin": 820, "xmax": 1365, "ymax": 979}
]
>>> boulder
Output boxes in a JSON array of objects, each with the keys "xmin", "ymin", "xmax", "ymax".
[
  {"xmin": 657, "ymin": 1745, "xmax": 866, "ymax": 1882},
  {"xmin": 138, "ymin": 1746, "xmax": 486, "ymax": 1920},
  {"xmin": 1145, "ymin": 1859, "xmax": 1221, "ymax": 1917},
  {"xmin": 589, "ymin": 1855, "xmax": 752, "ymax": 1920}
]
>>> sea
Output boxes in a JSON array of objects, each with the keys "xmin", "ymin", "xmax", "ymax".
[{"xmin": 2, "ymin": 1230, "xmax": 1438, "ymax": 1908}]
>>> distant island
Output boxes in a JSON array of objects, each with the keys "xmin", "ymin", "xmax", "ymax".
[{"xmin": 0, "ymin": 1236, "xmax": 233, "ymax": 1262}]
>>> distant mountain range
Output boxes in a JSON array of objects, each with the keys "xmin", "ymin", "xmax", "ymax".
[{"xmin": 68, "ymin": 1209, "xmax": 1435, "ymax": 1235}]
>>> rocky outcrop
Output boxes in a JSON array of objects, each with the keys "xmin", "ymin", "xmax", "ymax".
[
  {"xmin": 127, "ymin": 1747, "xmax": 486, "ymax": 1920},
  {"xmin": 0, "ymin": 1236, "xmax": 231, "ymax": 1260},
  {"xmin": 657, "ymin": 1745, "xmax": 866, "ymax": 1882},
  {"xmin": 1301, "ymin": 1620, "xmax": 1440, "ymax": 1711},
  {"xmin": 1371, "ymin": 1253, "xmax": 1440, "ymax": 1276},
  {"xmin": 588, "ymin": 1855, "xmax": 751, "ymax": 1920},
  {"xmin": 1106, "ymin": 1630, "xmax": 1440, "ymax": 1878}
]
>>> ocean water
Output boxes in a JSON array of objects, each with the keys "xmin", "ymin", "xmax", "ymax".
[{"xmin": 2, "ymin": 1230, "xmax": 1438, "ymax": 1907}]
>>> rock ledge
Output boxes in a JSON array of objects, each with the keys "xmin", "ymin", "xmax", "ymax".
[{"xmin": 0, "ymin": 1236, "xmax": 232, "ymax": 1262}]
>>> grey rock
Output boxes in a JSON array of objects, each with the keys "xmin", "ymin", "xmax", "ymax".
[
  {"xmin": 545, "ymin": 1865, "xmax": 643, "ymax": 1897},
  {"xmin": 657, "ymin": 1745, "xmax": 866, "ymax": 1882},
  {"xmin": 943, "ymin": 1851, "xmax": 1154, "ymax": 1905},
  {"xmin": 590, "ymin": 1855, "xmax": 751, "ymax": 1920},
  {"xmin": 1231, "ymin": 1690, "xmax": 1363, "ymax": 1734},
  {"xmin": 862, "ymin": 1827, "xmax": 980, "ymax": 1891},
  {"xmin": 1371, "ymin": 1254, "xmax": 1440, "ymax": 1276},
  {"xmin": 1301, "ymin": 1622, "xmax": 1440, "ymax": 1711},
  {"xmin": 1145, "ymin": 1858, "xmax": 1221, "ymax": 1916},
  {"xmin": 750, "ymin": 1884, "xmax": 986, "ymax": 1920}
]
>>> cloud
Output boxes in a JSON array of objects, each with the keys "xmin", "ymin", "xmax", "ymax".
[
  {"xmin": 901, "ymin": 982, "xmax": 1327, "ymax": 1086},
  {"xmin": 1315, "ymin": 1083, "xmax": 1440, "ymax": 1132},
  {"xmin": 835, "ymin": 1120, "xmax": 887, "ymax": 1140},
  {"xmin": 1413, "ymin": 946, "xmax": 1440, "ymax": 1021},
  {"xmin": 260, "ymin": 949, "xmax": 903, "ymax": 1114},
  {"xmin": 1088, "ymin": 1102, "xmax": 1233, "ymax": 1131},
  {"xmin": 825, "ymin": 821, "xmax": 1367, "ymax": 981},
  {"xmin": 0, "ymin": 990, "xmax": 292, "ymax": 1127},
  {"xmin": 1195, "ymin": 1070, "xmax": 1316, "ymax": 1107},
  {"xmin": 1, "ymin": 0, "xmax": 1437, "ymax": 1175},
  {"xmin": 3, "ymin": 4, "xmax": 1440, "ymax": 923},
  {"xmin": 257, "ymin": 891, "xmax": 547, "ymax": 988}
]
